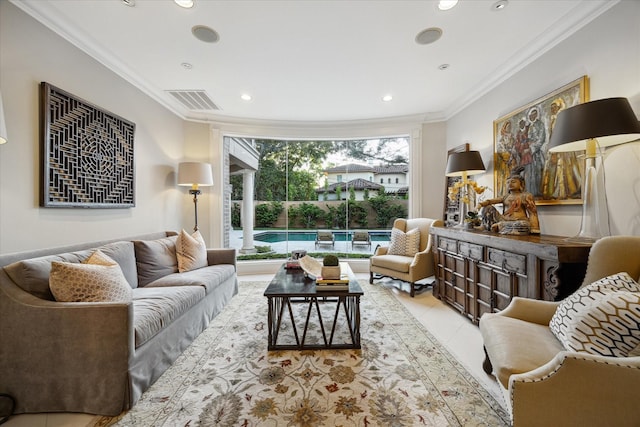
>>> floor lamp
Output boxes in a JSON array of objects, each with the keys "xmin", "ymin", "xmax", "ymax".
[
  {"xmin": 445, "ymin": 150, "xmax": 486, "ymax": 228},
  {"xmin": 549, "ymin": 97, "xmax": 640, "ymax": 241},
  {"xmin": 178, "ymin": 162, "xmax": 213, "ymax": 232}
]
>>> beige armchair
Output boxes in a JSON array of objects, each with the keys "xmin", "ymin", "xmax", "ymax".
[
  {"xmin": 369, "ymin": 218, "xmax": 443, "ymax": 297},
  {"xmin": 479, "ymin": 235, "xmax": 640, "ymax": 426}
]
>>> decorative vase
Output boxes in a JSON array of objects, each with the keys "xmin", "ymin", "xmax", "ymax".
[{"xmin": 321, "ymin": 266, "xmax": 341, "ymax": 280}]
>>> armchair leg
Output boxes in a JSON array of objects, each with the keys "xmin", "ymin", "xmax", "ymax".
[
  {"xmin": 369, "ymin": 272, "xmax": 374, "ymax": 284},
  {"xmin": 410, "ymin": 283, "xmax": 415, "ymax": 298},
  {"xmin": 482, "ymin": 346, "xmax": 493, "ymax": 375}
]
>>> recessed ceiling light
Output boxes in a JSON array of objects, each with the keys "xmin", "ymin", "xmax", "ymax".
[
  {"xmin": 438, "ymin": 0, "xmax": 458, "ymax": 11},
  {"xmin": 181, "ymin": 62, "xmax": 193, "ymax": 70},
  {"xmin": 438, "ymin": 63, "xmax": 450, "ymax": 70},
  {"xmin": 415, "ymin": 27, "xmax": 443, "ymax": 45},
  {"xmin": 192, "ymin": 25, "xmax": 220, "ymax": 43},
  {"xmin": 121, "ymin": 0, "xmax": 135, "ymax": 6},
  {"xmin": 382, "ymin": 95, "xmax": 393, "ymax": 102},
  {"xmin": 241, "ymin": 94, "xmax": 252, "ymax": 101},
  {"xmin": 174, "ymin": 0, "xmax": 194, "ymax": 8},
  {"xmin": 491, "ymin": 0, "xmax": 509, "ymax": 11}
]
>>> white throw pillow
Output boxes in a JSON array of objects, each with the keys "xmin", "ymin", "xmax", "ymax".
[
  {"xmin": 387, "ymin": 227, "xmax": 421, "ymax": 257},
  {"xmin": 549, "ymin": 272, "xmax": 640, "ymax": 357},
  {"xmin": 49, "ymin": 250, "xmax": 132, "ymax": 303},
  {"xmin": 176, "ymin": 229, "xmax": 208, "ymax": 273}
]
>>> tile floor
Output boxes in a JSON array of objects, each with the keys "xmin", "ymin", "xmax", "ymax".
[{"xmin": 3, "ymin": 273, "xmax": 505, "ymax": 426}]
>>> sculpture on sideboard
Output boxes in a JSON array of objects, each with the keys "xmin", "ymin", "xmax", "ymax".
[{"xmin": 478, "ymin": 166, "xmax": 540, "ymax": 235}]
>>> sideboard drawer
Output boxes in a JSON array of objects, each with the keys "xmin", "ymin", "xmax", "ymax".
[
  {"xmin": 438, "ymin": 237, "xmax": 457, "ymax": 252},
  {"xmin": 487, "ymin": 248, "xmax": 526, "ymax": 275},
  {"xmin": 459, "ymin": 242, "xmax": 483, "ymax": 261}
]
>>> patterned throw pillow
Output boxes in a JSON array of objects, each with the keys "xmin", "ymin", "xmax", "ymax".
[
  {"xmin": 176, "ymin": 229, "xmax": 208, "ymax": 273},
  {"xmin": 549, "ymin": 272, "xmax": 640, "ymax": 357},
  {"xmin": 49, "ymin": 250, "xmax": 133, "ymax": 303},
  {"xmin": 387, "ymin": 227, "xmax": 421, "ymax": 257}
]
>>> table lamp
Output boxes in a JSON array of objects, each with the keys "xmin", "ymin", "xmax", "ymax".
[
  {"xmin": 445, "ymin": 150, "xmax": 486, "ymax": 227},
  {"xmin": 549, "ymin": 97, "xmax": 640, "ymax": 241},
  {"xmin": 178, "ymin": 162, "xmax": 214, "ymax": 232}
]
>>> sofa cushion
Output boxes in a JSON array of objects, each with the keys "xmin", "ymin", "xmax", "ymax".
[
  {"xmin": 98, "ymin": 241, "xmax": 139, "ymax": 289},
  {"xmin": 134, "ymin": 236, "xmax": 178, "ymax": 286},
  {"xmin": 145, "ymin": 264, "xmax": 236, "ymax": 294},
  {"xmin": 388, "ymin": 227, "xmax": 420, "ymax": 256},
  {"xmin": 132, "ymin": 285, "xmax": 206, "ymax": 347},
  {"xmin": 3, "ymin": 241, "xmax": 138, "ymax": 300},
  {"xmin": 480, "ymin": 314, "xmax": 565, "ymax": 388},
  {"xmin": 49, "ymin": 251, "xmax": 132, "ymax": 303},
  {"xmin": 176, "ymin": 229, "xmax": 208, "ymax": 273},
  {"xmin": 370, "ymin": 254, "xmax": 412, "ymax": 273},
  {"xmin": 549, "ymin": 272, "xmax": 640, "ymax": 357}
]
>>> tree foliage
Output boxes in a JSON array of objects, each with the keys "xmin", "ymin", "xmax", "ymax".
[
  {"xmin": 342, "ymin": 138, "xmax": 409, "ymax": 165},
  {"xmin": 230, "ymin": 137, "xmax": 409, "ymax": 206}
]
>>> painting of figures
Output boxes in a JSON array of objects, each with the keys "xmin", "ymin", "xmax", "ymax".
[{"xmin": 493, "ymin": 76, "xmax": 589, "ymax": 205}]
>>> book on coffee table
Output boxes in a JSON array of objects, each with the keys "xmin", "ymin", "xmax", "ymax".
[
  {"xmin": 316, "ymin": 262, "xmax": 350, "ymax": 290},
  {"xmin": 315, "ymin": 281, "xmax": 349, "ymax": 291}
]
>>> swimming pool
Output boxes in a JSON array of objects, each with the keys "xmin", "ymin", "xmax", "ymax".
[{"xmin": 254, "ymin": 230, "xmax": 391, "ymax": 243}]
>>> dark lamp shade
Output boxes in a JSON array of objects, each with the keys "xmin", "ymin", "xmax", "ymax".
[
  {"xmin": 177, "ymin": 162, "xmax": 214, "ymax": 186},
  {"xmin": 549, "ymin": 97, "xmax": 640, "ymax": 153},
  {"xmin": 445, "ymin": 150, "xmax": 486, "ymax": 177}
]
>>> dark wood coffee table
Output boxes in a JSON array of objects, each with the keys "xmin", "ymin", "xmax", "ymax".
[{"xmin": 263, "ymin": 263, "xmax": 364, "ymax": 350}]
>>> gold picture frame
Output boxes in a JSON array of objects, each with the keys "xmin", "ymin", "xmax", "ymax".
[{"xmin": 493, "ymin": 76, "xmax": 589, "ymax": 205}]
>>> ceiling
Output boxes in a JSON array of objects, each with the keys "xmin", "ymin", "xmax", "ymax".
[{"xmin": 12, "ymin": 0, "xmax": 617, "ymax": 124}]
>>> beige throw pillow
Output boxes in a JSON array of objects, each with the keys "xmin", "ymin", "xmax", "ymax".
[
  {"xmin": 176, "ymin": 229, "xmax": 208, "ymax": 273},
  {"xmin": 549, "ymin": 272, "xmax": 640, "ymax": 357},
  {"xmin": 49, "ymin": 250, "xmax": 132, "ymax": 303},
  {"xmin": 387, "ymin": 227, "xmax": 421, "ymax": 257}
]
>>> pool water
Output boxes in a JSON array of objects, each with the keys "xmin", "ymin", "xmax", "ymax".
[{"xmin": 254, "ymin": 230, "xmax": 390, "ymax": 243}]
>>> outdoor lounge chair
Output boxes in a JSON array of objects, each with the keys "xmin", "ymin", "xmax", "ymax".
[
  {"xmin": 351, "ymin": 231, "xmax": 371, "ymax": 249},
  {"xmin": 315, "ymin": 231, "xmax": 335, "ymax": 248}
]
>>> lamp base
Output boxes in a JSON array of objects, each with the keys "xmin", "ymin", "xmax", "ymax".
[
  {"xmin": 564, "ymin": 156, "xmax": 609, "ymax": 243},
  {"xmin": 189, "ymin": 189, "xmax": 201, "ymax": 232}
]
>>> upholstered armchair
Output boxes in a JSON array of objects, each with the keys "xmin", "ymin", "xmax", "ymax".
[
  {"xmin": 479, "ymin": 235, "xmax": 640, "ymax": 426},
  {"xmin": 369, "ymin": 218, "xmax": 443, "ymax": 297}
]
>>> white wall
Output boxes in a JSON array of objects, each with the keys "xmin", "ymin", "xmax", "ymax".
[
  {"xmin": 0, "ymin": 2, "xmax": 190, "ymax": 252},
  {"xmin": 442, "ymin": 0, "xmax": 640, "ymax": 236}
]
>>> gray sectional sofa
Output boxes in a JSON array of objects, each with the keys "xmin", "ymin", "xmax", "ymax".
[{"xmin": 0, "ymin": 231, "xmax": 238, "ymax": 416}]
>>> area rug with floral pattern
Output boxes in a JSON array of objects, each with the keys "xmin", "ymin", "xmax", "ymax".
[{"xmin": 97, "ymin": 280, "xmax": 509, "ymax": 426}]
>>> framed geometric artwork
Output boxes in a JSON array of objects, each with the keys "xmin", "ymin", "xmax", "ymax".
[
  {"xmin": 443, "ymin": 142, "xmax": 469, "ymax": 227},
  {"xmin": 40, "ymin": 82, "xmax": 136, "ymax": 208},
  {"xmin": 493, "ymin": 75, "xmax": 589, "ymax": 205}
]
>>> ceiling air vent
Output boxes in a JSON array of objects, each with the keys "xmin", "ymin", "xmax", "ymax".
[{"xmin": 166, "ymin": 90, "xmax": 220, "ymax": 111}]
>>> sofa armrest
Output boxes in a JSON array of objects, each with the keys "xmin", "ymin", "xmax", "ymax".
[
  {"xmin": 510, "ymin": 352, "xmax": 640, "ymax": 426},
  {"xmin": 494, "ymin": 296, "xmax": 560, "ymax": 325},
  {"xmin": 207, "ymin": 248, "xmax": 236, "ymax": 269},
  {"xmin": 0, "ymin": 272, "xmax": 132, "ymax": 415}
]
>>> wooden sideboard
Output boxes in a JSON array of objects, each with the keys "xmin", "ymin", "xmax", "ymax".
[{"xmin": 430, "ymin": 225, "xmax": 592, "ymax": 324}]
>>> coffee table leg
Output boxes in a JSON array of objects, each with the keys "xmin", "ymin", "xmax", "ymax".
[
  {"xmin": 285, "ymin": 298, "xmax": 300, "ymax": 347},
  {"xmin": 267, "ymin": 296, "xmax": 279, "ymax": 349},
  {"xmin": 349, "ymin": 295, "xmax": 361, "ymax": 348}
]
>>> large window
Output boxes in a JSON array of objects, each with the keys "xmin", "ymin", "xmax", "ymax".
[{"xmin": 229, "ymin": 137, "xmax": 410, "ymax": 260}]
